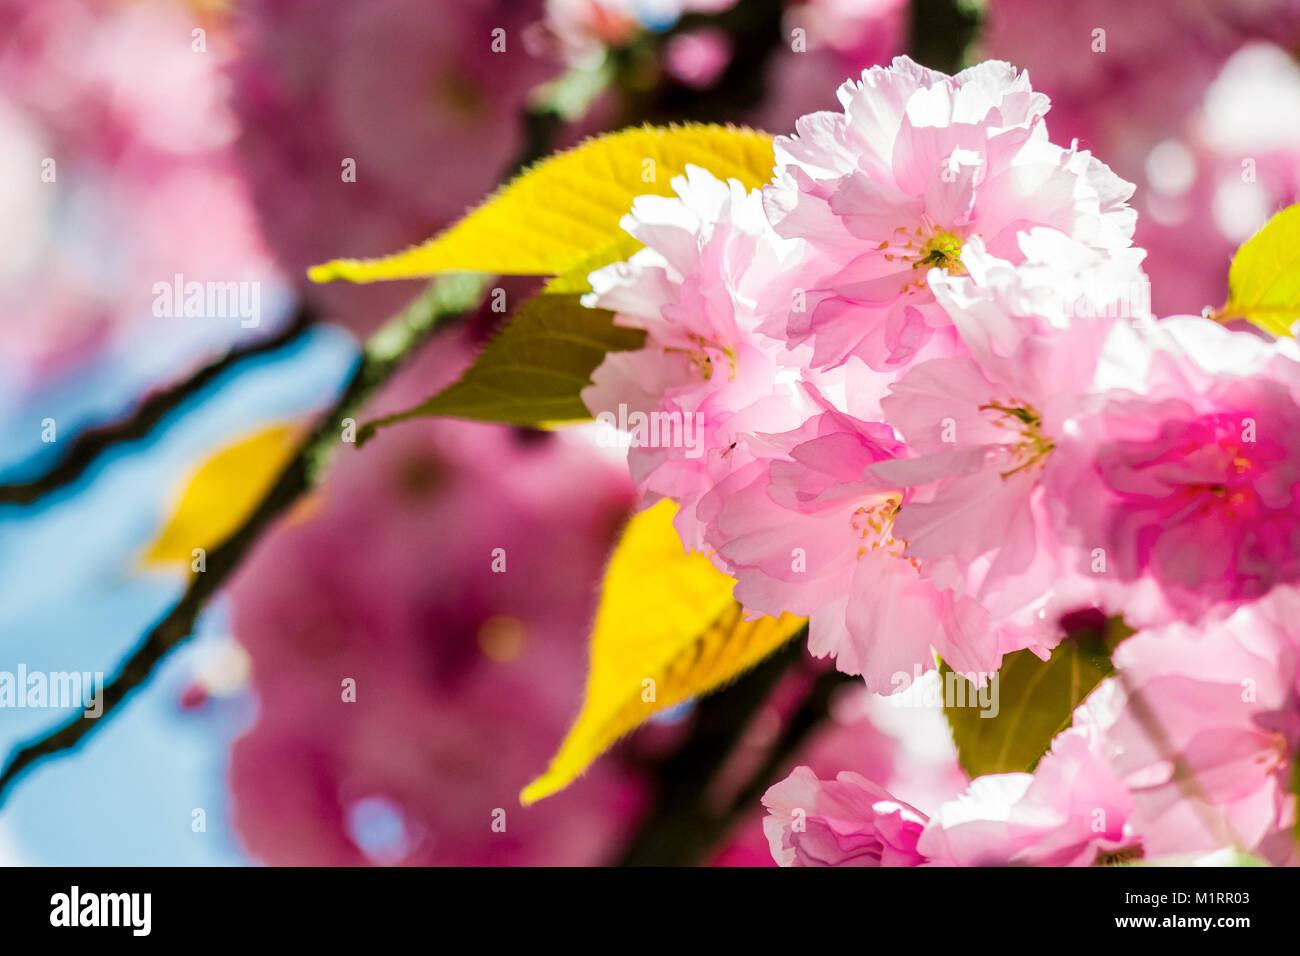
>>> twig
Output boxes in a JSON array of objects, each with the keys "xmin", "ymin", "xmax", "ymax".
[
  {"xmin": 0, "ymin": 307, "xmax": 316, "ymax": 505},
  {"xmin": 0, "ymin": 275, "xmax": 488, "ymax": 804}
]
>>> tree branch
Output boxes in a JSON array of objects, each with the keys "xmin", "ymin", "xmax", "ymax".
[
  {"xmin": 0, "ymin": 307, "xmax": 316, "ymax": 506},
  {"xmin": 0, "ymin": 275, "xmax": 488, "ymax": 804}
]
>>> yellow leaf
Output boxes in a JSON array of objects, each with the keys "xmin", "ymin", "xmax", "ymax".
[
  {"xmin": 143, "ymin": 424, "xmax": 300, "ymax": 566},
  {"xmin": 541, "ymin": 233, "xmax": 645, "ymax": 295},
  {"xmin": 521, "ymin": 500, "xmax": 805, "ymax": 805},
  {"xmin": 1221, "ymin": 202, "xmax": 1300, "ymax": 337},
  {"xmin": 309, "ymin": 124, "xmax": 775, "ymax": 284}
]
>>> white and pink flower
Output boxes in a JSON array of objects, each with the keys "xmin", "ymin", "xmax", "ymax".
[{"xmin": 760, "ymin": 55, "xmax": 1137, "ymax": 373}]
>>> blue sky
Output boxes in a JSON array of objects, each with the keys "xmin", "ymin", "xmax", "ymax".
[{"xmin": 0, "ymin": 322, "xmax": 356, "ymax": 865}]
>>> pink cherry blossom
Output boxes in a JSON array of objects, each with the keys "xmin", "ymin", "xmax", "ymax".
[
  {"xmin": 762, "ymin": 765, "xmax": 928, "ymax": 866},
  {"xmin": 700, "ymin": 408, "xmax": 1001, "ymax": 692},
  {"xmin": 1086, "ymin": 589, "xmax": 1300, "ymax": 860},
  {"xmin": 760, "ymin": 55, "xmax": 1137, "ymax": 372},
  {"xmin": 762, "ymin": 698, "xmax": 1140, "ymax": 867},
  {"xmin": 1050, "ymin": 316, "xmax": 1300, "ymax": 623},
  {"xmin": 869, "ymin": 230, "xmax": 1148, "ymax": 631},
  {"xmin": 582, "ymin": 166, "xmax": 824, "ymax": 549},
  {"xmin": 917, "ymin": 722, "xmax": 1138, "ymax": 867}
]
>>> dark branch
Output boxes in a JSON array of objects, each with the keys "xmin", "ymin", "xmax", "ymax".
[
  {"xmin": 0, "ymin": 306, "xmax": 316, "ymax": 505},
  {"xmin": 0, "ymin": 277, "xmax": 487, "ymax": 803},
  {"xmin": 722, "ymin": 663, "xmax": 856, "ymax": 821}
]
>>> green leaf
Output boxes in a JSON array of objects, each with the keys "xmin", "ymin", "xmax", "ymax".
[
  {"xmin": 309, "ymin": 123, "xmax": 775, "ymax": 284},
  {"xmin": 1221, "ymin": 202, "xmax": 1300, "ymax": 337},
  {"xmin": 943, "ymin": 619, "xmax": 1131, "ymax": 778},
  {"xmin": 357, "ymin": 293, "xmax": 644, "ymax": 443}
]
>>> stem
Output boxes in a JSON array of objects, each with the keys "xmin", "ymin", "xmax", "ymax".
[{"xmin": 0, "ymin": 307, "xmax": 315, "ymax": 505}]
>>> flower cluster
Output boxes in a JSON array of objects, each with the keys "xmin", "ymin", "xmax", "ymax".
[{"xmin": 585, "ymin": 56, "xmax": 1300, "ymax": 864}]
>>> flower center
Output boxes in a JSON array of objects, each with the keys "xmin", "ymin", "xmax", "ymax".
[
  {"xmin": 879, "ymin": 224, "xmax": 967, "ymax": 294},
  {"xmin": 980, "ymin": 402, "xmax": 1054, "ymax": 477},
  {"xmin": 916, "ymin": 229, "xmax": 966, "ymax": 274},
  {"xmin": 1184, "ymin": 431, "xmax": 1261, "ymax": 515},
  {"xmin": 664, "ymin": 335, "xmax": 736, "ymax": 381},
  {"xmin": 850, "ymin": 494, "xmax": 913, "ymax": 562}
]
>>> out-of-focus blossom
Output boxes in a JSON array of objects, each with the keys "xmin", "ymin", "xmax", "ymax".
[
  {"xmin": 985, "ymin": 2, "xmax": 1300, "ymax": 316},
  {"xmin": 984, "ymin": 0, "xmax": 1300, "ymax": 136},
  {"xmin": 226, "ymin": 339, "xmax": 643, "ymax": 865},
  {"xmin": 230, "ymin": 0, "xmax": 557, "ymax": 334},
  {"xmin": 787, "ymin": 0, "xmax": 907, "ymax": 74},
  {"xmin": 663, "ymin": 28, "xmax": 732, "ymax": 89},
  {"xmin": 1050, "ymin": 316, "xmax": 1300, "ymax": 624},
  {"xmin": 0, "ymin": 0, "xmax": 274, "ymax": 383},
  {"xmin": 1135, "ymin": 44, "xmax": 1300, "ymax": 318},
  {"xmin": 754, "ymin": 0, "xmax": 907, "ymax": 132}
]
